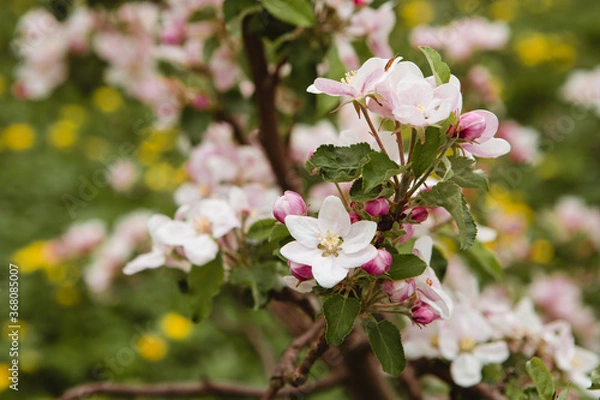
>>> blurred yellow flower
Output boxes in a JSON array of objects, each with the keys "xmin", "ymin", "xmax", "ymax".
[
  {"xmin": 401, "ymin": 0, "xmax": 434, "ymax": 27},
  {"xmin": 175, "ymin": 165, "xmax": 188, "ymax": 185},
  {"xmin": 59, "ymin": 104, "xmax": 87, "ymax": 126},
  {"xmin": 48, "ymin": 120, "xmax": 78, "ymax": 149},
  {"xmin": 516, "ymin": 33, "xmax": 576, "ymax": 67},
  {"xmin": 2, "ymin": 123, "xmax": 36, "ymax": 151},
  {"xmin": 12, "ymin": 241, "xmax": 49, "ymax": 273},
  {"xmin": 56, "ymin": 285, "xmax": 80, "ymax": 307},
  {"xmin": 144, "ymin": 162, "xmax": 177, "ymax": 192},
  {"xmin": 0, "ymin": 363, "xmax": 10, "ymax": 391},
  {"xmin": 137, "ymin": 334, "xmax": 167, "ymax": 361},
  {"xmin": 84, "ymin": 136, "xmax": 110, "ymax": 160},
  {"xmin": 93, "ymin": 86, "xmax": 123, "ymax": 113},
  {"xmin": 530, "ymin": 239, "xmax": 554, "ymax": 264},
  {"xmin": 160, "ymin": 312, "xmax": 193, "ymax": 340}
]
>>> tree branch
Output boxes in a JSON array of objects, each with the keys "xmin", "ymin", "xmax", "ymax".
[
  {"xmin": 262, "ymin": 319, "xmax": 326, "ymax": 400},
  {"xmin": 242, "ymin": 16, "xmax": 298, "ymax": 192},
  {"xmin": 60, "ymin": 373, "xmax": 345, "ymax": 400}
]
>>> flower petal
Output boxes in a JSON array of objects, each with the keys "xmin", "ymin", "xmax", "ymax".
[
  {"xmin": 154, "ymin": 220, "xmax": 196, "ymax": 246},
  {"xmin": 473, "ymin": 341, "xmax": 510, "ymax": 365},
  {"xmin": 312, "ymin": 78, "xmax": 358, "ymax": 97},
  {"xmin": 311, "ymin": 256, "xmax": 349, "ymax": 288},
  {"xmin": 451, "ymin": 353, "xmax": 483, "ymax": 387},
  {"xmin": 123, "ymin": 249, "xmax": 166, "ymax": 275},
  {"xmin": 285, "ymin": 215, "xmax": 321, "ymax": 248},
  {"xmin": 413, "ymin": 236, "xmax": 433, "ymax": 265},
  {"xmin": 182, "ymin": 235, "xmax": 219, "ymax": 266},
  {"xmin": 343, "ymin": 220, "xmax": 377, "ymax": 253},
  {"xmin": 474, "ymin": 110, "xmax": 499, "ymax": 141},
  {"xmin": 353, "ymin": 57, "xmax": 389, "ymax": 95},
  {"xmin": 337, "ymin": 245, "xmax": 378, "ymax": 269},
  {"xmin": 463, "ymin": 138, "xmax": 511, "ymax": 158},
  {"xmin": 280, "ymin": 241, "xmax": 322, "ymax": 265},
  {"xmin": 318, "ymin": 196, "xmax": 351, "ymax": 237}
]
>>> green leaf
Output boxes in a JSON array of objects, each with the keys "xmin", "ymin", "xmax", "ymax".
[
  {"xmin": 247, "ymin": 218, "xmax": 277, "ymax": 241},
  {"xmin": 590, "ymin": 365, "xmax": 600, "ymax": 389},
  {"xmin": 420, "ymin": 181, "xmax": 477, "ymax": 250},
  {"xmin": 262, "ymin": 0, "xmax": 315, "ymax": 27},
  {"xmin": 437, "ymin": 156, "xmax": 489, "ymax": 191},
  {"xmin": 269, "ymin": 223, "xmax": 291, "ymax": 242},
  {"xmin": 323, "ymin": 294, "xmax": 361, "ymax": 345},
  {"xmin": 387, "ymin": 253, "xmax": 427, "ymax": 281},
  {"xmin": 526, "ymin": 357, "xmax": 555, "ymax": 400},
  {"xmin": 362, "ymin": 151, "xmax": 406, "ymax": 193},
  {"xmin": 349, "ymin": 179, "xmax": 395, "ymax": 202},
  {"xmin": 187, "ymin": 258, "xmax": 224, "ymax": 323},
  {"xmin": 419, "ymin": 46, "xmax": 451, "ymax": 86},
  {"xmin": 229, "ymin": 262, "xmax": 280, "ymax": 309},
  {"xmin": 307, "ymin": 143, "xmax": 373, "ymax": 183},
  {"xmin": 411, "ymin": 126, "xmax": 444, "ymax": 178},
  {"xmin": 364, "ymin": 319, "xmax": 406, "ymax": 376},
  {"xmin": 556, "ymin": 385, "xmax": 570, "ymax": 400},
  {"xmin": 223, "ymin": 0, "xmax": 262, "ymax": 34},
  {"xmin": 461, "ymin": 240, "xmax": 504, "ymax": 281}
]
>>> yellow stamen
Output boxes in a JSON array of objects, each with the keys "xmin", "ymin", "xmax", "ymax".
[
  {"xmin": 318, "ymin": 229, "xmax": 343, "ymax": 257},
  {"xmin": 459, "ymin": 337, "xmax": 476, "ymax": 352},
  {"xmin": 341, "ymin": 70, "xmax": 357, "ymax": 85}
]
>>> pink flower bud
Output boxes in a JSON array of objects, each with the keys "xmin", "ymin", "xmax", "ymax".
[
  {"xmin": 191, "ymin": 94, "xmax": 210, "ymax": 110},
  {"xmin": 459, "ymin": 111, "xmax": 487, "ymax": 141},
  {"xmin": 411, "ymin": 303, "xmax": 437, "ymax": 324},
  {"xmin": 273, "ymin": 191, "xmax": 307, "ymax": 223},
  {"xmin": 362, "ymin": 248, "xmax": 392, "ymax": 276},
  {"xmin": 410, "ymin": 206, "xmax": 428, "ymax": 223},
  {"xmin": 383, "ymin": 279, "xmax": 415, "ymax": 303},
  {"xmin": 349, "ymin": 211, "xmax": 361, "ymax": 224},
  {"xmin": 289, "ymin": 261, "xmax": 313, "ymax": 281},
  {"xmin": 365, "ymin": 197, "xmax": 389, "ymax": 216}
]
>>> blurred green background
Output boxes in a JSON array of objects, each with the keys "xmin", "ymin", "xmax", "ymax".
[{"xmin": 0, "ymin": 0, "xmax": 599, "ymax": 398}]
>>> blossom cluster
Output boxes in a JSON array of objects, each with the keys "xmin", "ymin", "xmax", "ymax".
[{"xmin": 410, "ymin": 17, "xmax": 510, "ymax": 62}]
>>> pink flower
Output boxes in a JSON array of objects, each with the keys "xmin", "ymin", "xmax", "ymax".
[
  {"xmin": 459, "ymin": 110, "xmax": 511, "ymax": 158},
  {"xmin": 273, "ymin": 191, "xmax": 307, "ymax": 224},
  {"xmin": 411, "ymin": 303, "xmax": 437, "ymax": 324},
  {"xmin": 362, "ymin": 248, "xmax": 392, "ymax": 275},
  {"xmin": 390, "ymin": 79, "xmax": 461, "ymax": 127},
  {"xmin": 307, "ymin": 56, "xmax": 401, "ymax": 100},
  {"xmin": 364, "ymin": 197, "xmax": 389, "ymax": 216},
  {"xmin": 410, "ymin": 206, "xmax": 428, "ymax": 223},
  {"xmin": 347, "ymin": 3, "xmax": 395, "ymax": 58},
  {"xmin": 289, "ymin": 261, "xmax": 314, "ymax": 281}
]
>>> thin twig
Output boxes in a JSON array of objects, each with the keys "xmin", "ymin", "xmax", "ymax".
[
  {"xmin": 290, "ymin": 332, "xmax": 329, "ymax": 386},
  {"xmin": 262, "ymin": 319, "xmax": 326, "ymax": 400}
]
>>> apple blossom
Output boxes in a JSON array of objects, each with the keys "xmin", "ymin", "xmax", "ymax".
[
  {"xmin": 361, "ymin": 248, "xmax": 392, "ymax": 276},
  {"xmin": 307, "ymin": 56, "xmax": 401, "ymax": 100},
  {"xmin": 273, "ymin": 191, "xmax": 307, "ymax": 224},
  {"xmin": 289, "ymin": 261, "xmax": 314, "ymax": 281},
  {"xmin": 458, "ymin": 110, "xmax": 511, "ymax": 158},
  {"xmin": 280, "ymin": 196, "xmax": 378, "ymax": 288},
  {"xmin": 364, "ymin": 197, "xmax": 389, "ymax": 216}
]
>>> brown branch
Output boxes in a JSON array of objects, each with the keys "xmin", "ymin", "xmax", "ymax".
[
  {"xmin": 60, "ymin": 373, "xmax": 345, "ymax": 400},
  {"xmin": 290, "ymin": 333, "xmax": 329, "ymax": 387},
  {"xmin": 214, "ymin": 109, "xmax": 248, "ymax": 145},
  {"xmin": 262, "ymin": 319, "xmax": 326, "ymax": 400},
  {"xmin": 242, "ymin": 16, "xmax": 298, "ymax": 192}
]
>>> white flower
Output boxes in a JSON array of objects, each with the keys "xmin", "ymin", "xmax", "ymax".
[
  {"xmin": 280, "ymin": 196, "xmax": 378, "ymax": 288},
  {"xmin": 439, "ymin": 302, "xmax": 509, "ymax": 387}
]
